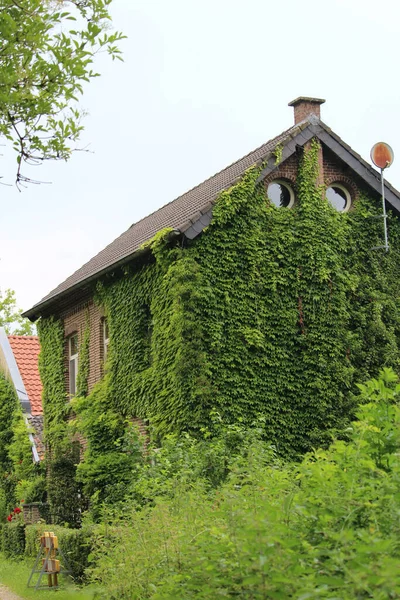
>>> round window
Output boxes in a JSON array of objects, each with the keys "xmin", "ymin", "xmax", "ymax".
[
  {"xmin": 326, "ymin": 184, "xmax": 351, "ymax": 212},
  {"xmin": 267, "ymin": 180, "xmax": 295, "ymax": 208}
]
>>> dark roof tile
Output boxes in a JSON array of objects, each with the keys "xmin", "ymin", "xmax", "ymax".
[{"xmin": 26, "ymin": 122, "xmax": 303, "ymax": 315}]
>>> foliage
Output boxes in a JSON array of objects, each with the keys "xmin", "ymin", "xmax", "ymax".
[
  {"xmin": 37, "ymin": 317, "xmax": 82, "ymax": 526},
  {"xmin": 25, "ymin": 523, "xmax": 95, "ymax": 581},
  {"xmin": 0, "ymin": 374, "xmax": 44, "ymax": 518},
  {"xmin": 1, "ymin": 522, "xmax": 25, "ymax": 558},
  {"xmin": 72, "ymin": 381, "xmax": 146, "ymax": 517},
  {"xmin": 89, "ymin": 369, "xmax": 400, "ymax": 599},
  {"xmin": 38, "ymin": 137, "xmax": 400, "ymax": 508},
  {"xmin": 0, "ymin": 289, "xmax": 34, "ymax": 335},
  {"xmin": 0, "ymin": 375, "xmax": 22, "ymax": 515},
  {"xmin": 0, "ymin": 0, "xmax": 124, "ymax": 185},
  {"xmin": 76, "ymin": 317, "xmax": 90, "ymax": 397}
]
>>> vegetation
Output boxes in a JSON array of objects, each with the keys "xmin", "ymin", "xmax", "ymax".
[
  {"xmin": 0, "ymin": 0, "xmax": 124, "ymax": 185},
  {"xmin": 0, "ymin": 288, "xmax": 34, "ymax": 335},
  {"xmin": 36, "ymin": 138, "xmax": 400, "ymax": 513},
  {"xmin": 88, "ymin": 368, "xmax": 400, "ymax": 599},
  {"xmin": 1, "ymin": 369, "xmax": 400, "ymax": 598},
  {"xmin": 0, "ymin": 374, "xmax": 44, "ymax": 521}
]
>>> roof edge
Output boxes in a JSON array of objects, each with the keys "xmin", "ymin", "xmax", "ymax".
[
  {"xmin": 22, "ymin": 230, "xmax": 181, "ymax": 321},
  {"xmin": 0, "ymin": 327, "xmax": 32, "ymax": 413}
]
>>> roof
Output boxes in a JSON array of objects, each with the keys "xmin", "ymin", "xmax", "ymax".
[
  {"xmin": 7, "ymin": 336, "xmax": 43, "ymax": 416},
  {"xmin": 23, "ymin": 114, "xmax": 400, "ymax": 319},
  {"xmin": 29, "ymin": 414, "xmax": 45, "ymax": 461}
]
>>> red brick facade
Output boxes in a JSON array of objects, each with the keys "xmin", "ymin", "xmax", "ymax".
[
  {"xmin": 62, "ymin": 299, "xmax": 104, "ymax": 396},
  {"xmin": 265, "ymin": 143, "xmax": 363, "ymax": 205}
]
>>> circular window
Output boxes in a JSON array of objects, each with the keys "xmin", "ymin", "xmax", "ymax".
[
  {"xmin": 326, "ymin": 183, "xmax": 351, "ymax": 212},
  {"xmin": 267, "ymin": 180, "xmax": 295, "ymax": 208}
]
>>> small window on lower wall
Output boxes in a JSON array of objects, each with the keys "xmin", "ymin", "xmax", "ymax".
[
  {"xmin": 326, "ymin": 183, "xmax": 351, "ymax": 212},
  {"xmin": 267, "ymin": 180, "xmax": 295, "ymax": 208},
  {"xmin": 68, "ymin": 334, "xmax": 78, "ymax": 397}
]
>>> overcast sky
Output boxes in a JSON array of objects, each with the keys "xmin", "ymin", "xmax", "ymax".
[{"xmin": 2, "ymin": 0, "xmax": 400, "ymax": 313}]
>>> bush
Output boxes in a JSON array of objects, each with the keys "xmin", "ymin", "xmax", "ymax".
[
  {"xmin": 89, "ymin": 369, "xmax": 400, "ymax": 599},
  {"xmin": 2, "ymin": 523, "xmax": 25, "ymax": 558},
  {"xmin": 25, "ymin": 524, "xmax": 95, "ymax": 581}
]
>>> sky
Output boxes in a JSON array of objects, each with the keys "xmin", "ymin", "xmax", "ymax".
[{"xmin": 2, "ymin": 0, "xmax": 400, "ymax": 313}]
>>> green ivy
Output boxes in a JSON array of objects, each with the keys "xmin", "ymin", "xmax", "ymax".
[
  {"xmin": 39, "ymin": 137, "xmax": 400, "ymax": 508},
  {"xmin": 0, "ymin": 375, "xmax": 19, "ymax": 515},
  {"xmin": 37, "ymin": 317, "xmax": 82, "ymax": 526},
  {"xmin": 76, "ymin": 316, "xmax": 90, "ymax": 398},
  {"xmin": 0, "ymin": 374, "xmax": 44, "ymax": 516},
  {"xmin": 37, "ymin": 316, "xmax": 67, "ymax": 446}
]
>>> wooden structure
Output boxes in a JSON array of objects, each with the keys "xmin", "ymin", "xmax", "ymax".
[{"xmin": 27, "ymin": 531, "xmax": 71, "ymax": 590}]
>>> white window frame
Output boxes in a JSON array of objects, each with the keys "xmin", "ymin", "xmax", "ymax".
[
  {"xmin": 69, "ymin": 334, "xmax": 78, "ymax": 397},
  {"xmin": 103, "ymin": 318, "xmax": 109, "ymax": 361},
  {"xmin": 326, "ymin": 183, "xmax": 352, "ymax": 213},
  {"xmin": 267, "ymin": 179, "xmax": 296, "ymax": 209}
]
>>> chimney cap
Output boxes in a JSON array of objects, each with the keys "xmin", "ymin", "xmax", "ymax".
[{"xmin": 288, "ymin": 96, "xmax": 326, "ymax": 107}]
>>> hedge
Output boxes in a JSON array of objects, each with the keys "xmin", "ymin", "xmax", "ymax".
[
  {"xmin": 0, "ymin": 522, "xmax": 96, "ymax": 581},
  {"xmin": 25, "ymin": 524, "xmax": 95, "ymax": 581},
  {"xmin": 1, "ymin": 522, "xmax": 25, "ymax": 558}
]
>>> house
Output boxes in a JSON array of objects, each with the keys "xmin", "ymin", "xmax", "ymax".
[
  {"xmin": 23, "ymin": 97, "xmax": 400, "ymax": 465},
  {"xmin": 0, "ymin": 328, "xmax": 44, "ymax": 462}
]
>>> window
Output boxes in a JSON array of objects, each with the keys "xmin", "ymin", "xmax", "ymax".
[
  {"xmin": 326, "ymin": 183, "xmax": 351, "ymax": 212},
  {"xmin": 69, "ymin": 334, "xmax": 78, "ymax": 397},
  {"xmin": 267, "ymin": 180, "xmax": 295, "ymax": 208},
  {"xmin": 103, "ymin": 318, "xmax": 109, "ymax": 361}
]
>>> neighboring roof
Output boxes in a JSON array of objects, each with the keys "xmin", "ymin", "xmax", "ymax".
[
  {"xmin": 7, "ymin": 336, "xmax": 43, "ymax": 416},
  {"xmin": 0, "ymin": 329, "xmax": 43, "ymax": 463},
  {"xmin": 23, "ymin": 114, "xmax": 400, "ymax": 319},
  {"xmin": 29, "ymin": 414, "xmax": 45, "ymax": 461}
]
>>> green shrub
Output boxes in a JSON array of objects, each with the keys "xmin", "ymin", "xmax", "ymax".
[
  {"xmin": 25, "ymin": 524, "xmax": 95, "ymax": 581},
  {"xmin": 2, "ymin": 522, "xmax": 25, "ymax": 558},
  {"xmin": 89, "ymin": 369, "xmax": 400, "ymax": 599}
]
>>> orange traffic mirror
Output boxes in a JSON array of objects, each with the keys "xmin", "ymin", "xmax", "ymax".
[{"xmin": 371, "ymin": 142, "xmax": 394, "ymax": 170}]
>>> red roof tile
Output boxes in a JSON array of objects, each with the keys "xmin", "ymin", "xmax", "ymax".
[{"xmin": 8, "ymin": 336, "xmax": 43, "ymax": 416}]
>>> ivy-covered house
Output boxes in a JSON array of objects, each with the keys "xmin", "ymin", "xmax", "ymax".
[{"xmin": 22, "ymin": 97, "xmax": 400, "ymax": 514}]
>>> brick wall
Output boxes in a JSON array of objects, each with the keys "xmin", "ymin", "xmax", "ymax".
[
  {"xmin": 59, "ymin": 298, "xmax": 149, "ymax": 453},
  {"xmin": 61, "ymin": 298, "xmax": 104, "ymax": 395},
  {"xmin": 265, "ymin": 142, "xmax": 363, "ymax": 204},
  {"xmin": 264, "ymin": 152, "xmax": 298, "ymax": 187}
]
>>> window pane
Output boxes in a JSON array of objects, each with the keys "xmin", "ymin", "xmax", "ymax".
[
  {"xmin": 70, "ymin": 334, "xmax": 78, "ymax": 357},
  {"xmin": 326, "ymin": 186, "xmax": 348, "ymax": 211},
  {"xmin": 103, "ymin": 319, "xmax": 109, "ymax": 342},
  {"xmin": 267, "ymin": 182, "xmax": 292, "ymax": 208},
  {"xmin": 69, "ymin": 357, "xmax": 77, "ymax": 396}
]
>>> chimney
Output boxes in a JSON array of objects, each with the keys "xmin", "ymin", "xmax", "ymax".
[{"xmin": 288, "ymin": 96, "xmax": 325, "ymax": 125}]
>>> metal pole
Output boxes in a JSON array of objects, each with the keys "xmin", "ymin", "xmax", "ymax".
[{"xmin": 381, "ymin": 168, "xmax": 389, "ymax": 252}]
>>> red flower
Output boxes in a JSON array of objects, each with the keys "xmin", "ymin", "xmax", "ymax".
[
  {"xmin": 7, "ymin": 515, "xmax": 12, "ymax": 522},
  {"xmin": 20, "ymin": 500, "xmax": 24, "ymax": 503},
  {"xmin": 14, "ymin": 507, "xmax": 21, "ymax": 514}
]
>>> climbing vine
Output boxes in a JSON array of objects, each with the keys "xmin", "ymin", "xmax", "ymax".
[
  {"xmin": 76, "ymin": 317, "xmax": 90, "ymax": 398},
  {"xmin": 37, "ymin": 317, "xmax": 82, "ymax": 525},
  {"xmin": 38, "ymin": 137, "xmax": 400, "ymax": 509}
]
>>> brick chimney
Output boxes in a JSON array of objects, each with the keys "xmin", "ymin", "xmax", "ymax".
[{"xmin": 288, "ymin": 96, "xmax": 325, "ymax": 125}]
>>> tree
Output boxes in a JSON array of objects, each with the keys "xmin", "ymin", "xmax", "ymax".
[
  {"xmin": 0, "ymin": 0, "xmax": 124, "ymax": 186},
  {"xmin": 0, "ymin": 288, "xmax": 35, "ymax": 335}
]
